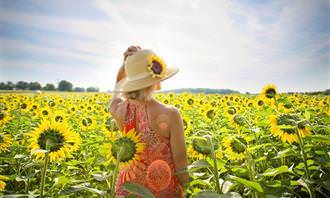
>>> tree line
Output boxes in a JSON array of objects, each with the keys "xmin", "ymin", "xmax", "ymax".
[{"xmin": 0, "ymin": 80, "xmax": 99, "ymax": 92}]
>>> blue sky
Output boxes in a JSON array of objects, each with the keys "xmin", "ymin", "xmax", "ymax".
[{"xmin": 0, "ymin": 0, "xmax": 329, "ymax": 93}]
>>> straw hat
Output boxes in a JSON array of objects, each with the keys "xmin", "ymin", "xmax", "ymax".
[{"xmin": 114, "ymin": 49, "xmax": 179, "ymax": 92}]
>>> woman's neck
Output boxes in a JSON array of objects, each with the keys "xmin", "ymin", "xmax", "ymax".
[{"xmin": 128, "ymin": 96, "xmax": 154, "ymax": 104}]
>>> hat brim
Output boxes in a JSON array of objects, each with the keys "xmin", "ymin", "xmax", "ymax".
[{"xmin": 114, "ymin": 66, "xmax": 179, "ymax": 92}]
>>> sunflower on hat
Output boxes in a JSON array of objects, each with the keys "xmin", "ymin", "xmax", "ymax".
[{"xmin": 147, "ymin": 54, "xmax": 167, "ymax": 78}]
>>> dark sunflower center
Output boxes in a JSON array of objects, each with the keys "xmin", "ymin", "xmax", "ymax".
[
  {"xmin": 111, "ymin": 137, "xmax": 136, "ymax": 162},
  {"xmin": 265, "ymin": 88, "xmax": 276, "ymax": 99},
  {"xmin": 55, "ymin": 115, "xmax": 64, "ymax": 122},
  {"xmin": 187, "ymin": 98, "xmax": 194, "ymax": 105},
  {"xmin": 207, "ymin": 109, "xmax": 215, "ymax": 119},
  {"xmin": 151, "ymin": 61, "xmax": 163, "ymax": 75},
  {"xmin": 21, "ymin": 103, "xmax": 27, "ymax": 109},
  {"xmin": 38, "ymin": 129, "xmax": 65, "ymax": 152},
  {"xmin": 231, "ymin": 137, "xmax": 247, "ymax": 153},
  {"xmin": 82, "ymin": 117, "xmax": 92, "ymax": 127},
  {"xmin": 227, "ymin": 106, "xmax": 236, "ymax": 115},
  {"xmin": 49, "ymin": 101, "xmax": 56, "ymax": 107},
  {"xmin": 42, "ymin": 110, "xmax": 49, "ymax": 116},
  {"xmin": 0, "ymin": 112, "xmax": 4, "ymax": 120},
  {"xmin": 258, "ymin": 100, "xmax": 264, "ymax": 106}
]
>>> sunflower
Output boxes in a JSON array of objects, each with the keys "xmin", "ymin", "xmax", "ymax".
[
  {"xmin": 0, "ymin": 110, "xmax": 12, "ymax": 126},
  {"xmin": 28, "ymin": 120, "xmax": 81, "ymax": 162},
  {"xmin": 79, "ymin": 115, "xmax": 96, "ymax": 131},
  {"xmin": 269, "ymin": 114, "xmax": 312, "ymax": 144},
  {"xmin": 191, "ymin": 136, "xmax": 218, "ymax": 156},
  {"xmin": 229, "ymin": 114, "xmax": 246, "ymax": 129},
  {"xmin": 261, "ymin": 84, "xmax": 278, "ymax": 99},
  {"xmin": 107, "ymin": 128, "xmax": 145, "ymax": 169},
  {"xmin": 223, "ymin": 136, "xmax": 248, "ymax": 160},
  {"xmin": 0, "ymin": 134, "xmax": 12, "ymax": 152},
  {"xmin": 147, "ymin": 54, "xmax": 167, "ymax": 78},
  {"xmin": 0, "ymin": 175, "xmax": 9, "ymax": 190}
]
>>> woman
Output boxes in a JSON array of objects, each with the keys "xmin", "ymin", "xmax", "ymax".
[{"xmin": 110, "ymin": 46, "xmax": 189, "ymax": 197}]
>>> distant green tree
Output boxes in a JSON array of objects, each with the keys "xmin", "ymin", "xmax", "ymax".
[
  {"xmin": 43, "ymin": 83, "xmax": 56, "ymax": 91},
  {"xmin": 58, "ymin": 80, "xmax": 73, "ymax": 91},
  {"xmin": 16, "ymin": 81, "xmax": 29, "ymax": 90},
  {"xmin": 86, "ymin": 87, "xmax": 99, "ymax": 92},
  {"xmin": 29, "ymin": 82, "xmax": 42, "ymax": 90},
  {"xmin": 74, "ymin": 87, "xmax": 85, "ymax": 92}
]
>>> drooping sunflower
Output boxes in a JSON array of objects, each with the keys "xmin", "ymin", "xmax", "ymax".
[
  {"xmin": 223, "ymin": 135, "xmax": 248, "ymax": 160},
  {"xmin": 269, "ymin": 114, "xmax": 312, "ymax": 144},
  {"xmin": 0, "ymin": 175, "xmax": 9, "ymax": 190},
  {"xmin": 107, "ymin": 128, "xmax": 145, "ymax": 169},
  {"xmin": 191, "ymin": 136, "xmax": 218, "ymax": 156},
  {"xmin": 28, "ymin": 120, "xmax": 81, "ymax": 162},
  {"xmin": 147, "ymin": 54, "xmax": 167, "ymax": 78},
  {"xmin": 261, "ymin": 84, "xmax": 278, "ymax": 99},
  {"xmin": 0, "ymin": 134, "xmax": 12, "ymax": 152},
  {"xmin": 229, "ymin": 114, "xmax": 246, "ymax": 130}
]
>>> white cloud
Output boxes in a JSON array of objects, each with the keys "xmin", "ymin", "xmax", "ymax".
[{"xmin": 0, "ymin": 0, "xmax": 329, "ymax": 92}]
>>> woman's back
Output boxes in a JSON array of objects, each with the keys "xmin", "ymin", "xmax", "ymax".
[{"xmin": 113, "ymin": 99, "xmax": 184, "ymax": 197}]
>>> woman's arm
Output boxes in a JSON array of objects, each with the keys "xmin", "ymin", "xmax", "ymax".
[
  {"xmin": 110, "ymin": 46, "xmax": 141, "ymax": 127},
  {"xmin": 169, "ymin": 107, "xmax": 189, "ymax": 186}
]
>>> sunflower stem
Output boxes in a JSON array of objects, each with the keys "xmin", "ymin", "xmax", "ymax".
[
  {"xmin": 40, "ymin": 141, "xmax": 50, "ymax": 198},
  {"xmin": 246, "ymin": 152, "xmax": 258, "ymax": 198},
  {"xmin": 207, "ymin": 136, "xmax": 221, "ymax": 194},
  {"xmin": 296, "ymin": 128, "xmax": 310, "ymax": 180},
  {"xmin": 110, "ymin": 147, "xmax": 122, "ymax": 198}
]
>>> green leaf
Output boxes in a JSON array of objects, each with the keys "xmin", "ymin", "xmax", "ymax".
[
  {"xmin": 195, "ymin": 191, "xmax": 220, "ymax": 198},
  {"xmin": 220, "ymin": 192, "xmax": 242, "ymax": 198},
  {"xmin": 122, "ymin": 182, "xmax": 155, "ymax": 198},
  {"xmin": 55, "ymin": 176, "xmax": 71, "ymax": 186},
  {"xmin": 229, "ymin": 175, "xmax": 264, "ymax": 193},
  {"xmin": 273, "ymin": 148, "xmax": 296, "ymax": 159},
  {"xmin": 189, "ymin": 160, "xmax": 212, "ymax": 170},
  {"xmin": 247, "ymin": 143, "xmax": 271, "ymax": 151},
  {"xmin": 297, "ymin": 178, "xmax": 313, "ymax": 198},
  {"xmin": 259, "ymin": 165, "xmax": 292, "ymax": 177},
  {"xmin": 307, "ymin": 134, "xmax": 330, "ymax": 144}
]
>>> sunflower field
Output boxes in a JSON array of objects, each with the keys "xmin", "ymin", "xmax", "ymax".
[{"xmin": 0, "ymin": 84, "xmax": 329, "ymax": 198}]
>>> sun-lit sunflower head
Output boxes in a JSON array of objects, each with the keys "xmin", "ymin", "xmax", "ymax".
[
  {"xmin": 28, "ymin": 120, "xmax": 81, "ymax": 162},
  {"xmin": 109, "ymin": 128, "xmax": 145, "ymax": 169},
  {"xmin": 0, "ymin": 134, "xmax": 12, "ymax": 153},
  {"xmin": 261, "ymin": 84, "xmax": 278, "ymax": 99},
  {"xmin": 223, "ymin": 136, "xmax": 248, "ymax": 160}
]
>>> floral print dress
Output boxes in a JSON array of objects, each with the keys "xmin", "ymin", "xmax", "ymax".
[{"xmin": 115, "ymin": 100, "xmax": 184, "ymax": 197}]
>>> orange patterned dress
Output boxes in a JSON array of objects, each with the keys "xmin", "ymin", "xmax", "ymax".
[{"xmin": 115, "ymin": 100, "xmax": 184, "ymax": 197}]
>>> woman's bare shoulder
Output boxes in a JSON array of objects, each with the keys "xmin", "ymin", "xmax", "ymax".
[{"xmin": 153, "ymin": 100, "xmax": 182, "ymax": 121}]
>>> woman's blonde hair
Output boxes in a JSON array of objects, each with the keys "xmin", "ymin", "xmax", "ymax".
[{"xmin": 124, "ymin": 85, "xmax": 155, "ymax": 101}]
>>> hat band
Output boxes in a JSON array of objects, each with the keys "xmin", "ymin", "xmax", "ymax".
[{"xmin": 126, "ymin": 72, "xmax": 151, "ymax": 81}]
